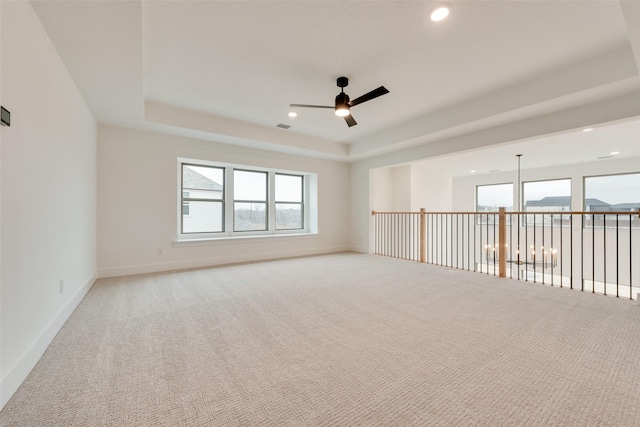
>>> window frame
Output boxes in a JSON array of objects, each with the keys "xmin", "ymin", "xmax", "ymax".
[
  {"xmin": 522, "ymin": 178, "xmax": 572, "ymax": 211},
  {"xmin": 178, "ymin": 158, "xmax": 312, "ymax": 240},
  {"xmin": 180, "ymin": 163, "xmax": 225, "ymax": 235},
  {"xmin": 233, "ymin": 169, "xmax": 269, "ymax": 232},
  {"xmin": 475, "ymin": 182, "xmax": 513, "ymax": 225},
  {"xmin": 182, "ymin": 191, "xmax": 190, "ymax": 216},
  {"xmin": 476, "ymin": 182, "xmax": 514, "ymax": 212},
  {"xmin": 583, "ymin": 172, "xmax": 640, "ymax": 229},
  {"xmin": 522, "ymin": 177, "xmax": 572, "ymax": 227},
  {"xmin": 275, "ymin": 172, "xmax": 305, "ymax": 231}
]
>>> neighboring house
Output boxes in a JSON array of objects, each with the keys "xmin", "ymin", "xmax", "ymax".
[
  {"xmin": 610, "ymin": 202, "xmax": 640, "ymax": 212},
  {"xmin": 525, "ymin": 196, "xmax": 573, "ymax": 211},
  {"xmin": 182, "ymin": 166, "xmax": 224, "ymax": 233},
  {"xmin": 584, "ymin": 198, "xmax": 610, "ymax": 211},
  {"xmin": 525, "ymin": 196, "xmax": 574, "ymax": 226},
  {"xmin": 525, "ymin": 196, "xmax": 640, "ymax": 227}
]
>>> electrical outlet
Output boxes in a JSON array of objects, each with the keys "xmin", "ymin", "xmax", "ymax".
[
  {"xmin": 59, "ymin": 280, "xmax": 64, "ymax": 294},
  {"xmin": 157, "ymin": 248, "xmax": 164, "ymax": 256}
]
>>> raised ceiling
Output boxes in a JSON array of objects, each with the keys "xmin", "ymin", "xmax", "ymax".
[{"xmin": 31, "ymin": 1, "xmax": 640, "ymax": 161}]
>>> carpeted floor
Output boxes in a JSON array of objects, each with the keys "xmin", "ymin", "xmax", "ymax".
[{"xmin": 2, "ymin": 252, "xmax": 640, "ymax": 426}]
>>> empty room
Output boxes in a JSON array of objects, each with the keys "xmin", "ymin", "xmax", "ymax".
[{"xmin": 2, "ymin": 1, "xmax": 640, "ymax": 425}]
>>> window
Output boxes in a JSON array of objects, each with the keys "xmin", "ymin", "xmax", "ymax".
[
  {"xmin": 178, "ymin": 159, "xmax": 314, "ymax": 238},
  {"xmin": 182, "ymin": 192, "xmax": 190, "ymax": 216},
  {"xmin": 275, "ymin": 174, "xmax": 304, "ymax": 230},
  {"xmin": 584, "ymin": 173, "xmax": 640, "ymax": 228},
  {"xmin": 477, "ymin": 183, "xmax": 513, "ymax": 212},
  {"xmin": 181, "ymin": 165, "xmax": 224, "ymax": 233},
  {"xmin": 476, "ymin": 183, "xmax": 512, "ymax": 224},
  {"xmin": 523, "ymin": 179, "xmax": 571, "ymax": 211},
  {"xmin": 234, "ymin": 170, "xmax": 268, "ymax": 231},
  {"xmin": 523, "ymin": 178, "xmax": 571, "ymax": 226}
]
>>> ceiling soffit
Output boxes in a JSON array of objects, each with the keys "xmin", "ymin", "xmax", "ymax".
[{"xmin": 30, "ymin": 0, "xmax": 640, "ymax": 161}]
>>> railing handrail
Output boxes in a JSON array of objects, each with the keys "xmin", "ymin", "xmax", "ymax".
[
  {"xmin": 373, "ymin": 210, "xmax": 640, "ymax": 216},
  {"xmin": 372, "ymin": 208, "xmax": 639, "ymax": 300}
]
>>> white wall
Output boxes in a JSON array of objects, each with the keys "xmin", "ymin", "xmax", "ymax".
[
  {"xmin": 370, "ymin": 165, "xmax": 412, "ymax": 213},
  {"xmin": 364, "ymin": 161, "xmax": 453, "ymax": 253},
  {"xmin": 370, "ymin": 167, "xmax": 392, "ymax": 213},
  {"xmin": 410, "ymin": 162, "xmax": 452, "ymax": 212},
  {"xmin": 0, "ymin": 1, "xmax": 97, "ymax": 409},
  {"xmin": 97, "ymin": 125, "xmax": 351, "ymax": 277},
  {"xmin": 391, "ymin": 166, "xmax": 411, "ymax": 211}
]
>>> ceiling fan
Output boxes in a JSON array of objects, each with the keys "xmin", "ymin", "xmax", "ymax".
[{"xmin": 290, "ymin": 77, "xmax": 389, "ymax": 127}]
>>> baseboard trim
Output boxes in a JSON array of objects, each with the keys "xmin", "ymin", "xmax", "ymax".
[
  {"xmin": 348, "ymin": 244, "xmax": 371, "ymax": 254},
  {"xmin": 98, "ymin": 246, "xmax": 351, "ymax": 278},
  {"xmin": 0, "ymin": 272, "xmax": 97, "ymax": 410}
]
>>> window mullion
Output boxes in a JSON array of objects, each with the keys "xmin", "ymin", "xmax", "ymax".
[
  {"xmin": 302, "ymin": 175, "xmax": 307, "ymax": 230},
  {"xmin": 226, "ymin": 167, "xmax": 233, "ymax": 234},
  {"xmin": 179, "ymin": 159, "xmax": 314, "ymax": 238},
  {"xmin": 269, "ymin": 172, "xmax": 276, "ymax": 231}
]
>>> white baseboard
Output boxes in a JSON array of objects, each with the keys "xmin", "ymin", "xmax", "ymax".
[
  {"xmin": 0, "ymin": 272, "xmax": 97, "ymax": 410},
  {"xmin": 348, "ymin": 244, "xmax": 371, "ymax": 254},
  {"xmin": 98, "ymin": 246, "xmax": 351, "ymax": 278}
]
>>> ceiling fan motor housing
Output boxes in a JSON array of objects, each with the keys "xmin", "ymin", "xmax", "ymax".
[
  {"xmin": 290, "ymin": 76, "xmax": 388, "ymax": 126},
  {"xmin": 335, "ymin": 92, "xmax": 350, "ymax": 108}
]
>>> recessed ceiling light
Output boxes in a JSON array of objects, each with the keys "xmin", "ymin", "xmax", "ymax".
[
  {"xmin": 430, "ymin": 4, "xmax": 451, "ymax": 22},
  {"xmin": 470, "ymin": 169, "xmax": 476, "ymax": 173},
  {"xmin": 288, "ymin": 112, "xmax": 297, "ymax": 118},
  {"xmin": 610, "ymin": 151, "xmax": 620, "ymax": 155},
  {"xmin": 582, "ymin": 127, "xmax": 594, "ymax": 132}
]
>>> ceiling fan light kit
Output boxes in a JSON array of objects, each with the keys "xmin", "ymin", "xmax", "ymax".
[
  {"xmin": 290, "ymin": 76, "xmax": 389, "ymax": 127},
  {"xmin": 334, "ymin": 94, "xmax": 350, "ymax": 117}
]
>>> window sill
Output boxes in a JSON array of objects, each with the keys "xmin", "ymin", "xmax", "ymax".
[{"xmin": 174, "ymin": 232, "xmax": 320, "ymax": 248}]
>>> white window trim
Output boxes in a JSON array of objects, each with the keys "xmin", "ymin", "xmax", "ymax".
[
  {"xmin": 522, "ymin": 177, "xmax": 572, "ymax": 212},
  {"xmin": 176, "ymin": 157, "xmax": 315, "ymax": 242},
  {"xmin": 476, "ymin": 182, "xmax": 514, "ymax": 212},
  {"xmin": 583, "ymin": 172, "xmax": 640, "ymax": 230}
]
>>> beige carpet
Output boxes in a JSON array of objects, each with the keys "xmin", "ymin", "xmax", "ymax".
[{"xmin": 2, "ymin": 252, "xmax": 640, "ymax": 426}]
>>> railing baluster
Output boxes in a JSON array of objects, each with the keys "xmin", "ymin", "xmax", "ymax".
[
  {"xmin": 441, "ymin": 214, "xmax": 444, "ymax": 266},
  {"xmin": 603, "ymin": 213, "xmax": 607, "ymax": 296},
  {"xmin": 533, "ymin": 213, "xmax": 537, "ymax": 282},
  {"xmin": 445, "ymin": 214, "xmax": 449, "ymax": 267},
  {"xmin": 630, "ymin": 213, "xmax": 633, "ymax": 300},
  {"xmin": 467, "ymin": 214, "xmax": 471, "ymax": 271},
  {"xmin": 570, "ymin": 214, "xmax": 573, "ymax": 290},
  {"xmin": 370, "ymin": 210, "xmax": 633, "ymax": 302},
  {"xmin": 552, "ymin": 214, "xmax": 555, "ymax": 286},
  {"xmin": 560, "ymin": 213, "xmax": 563, "ymax": 288},
  {"xmin": 592, "ymin": 213, "xmax": 595, "ymax": 293},
  {"xmin": 524, "ymin": 213, "xmax": 528, "ymax": 282},
  {"xmin": 473, "ymin": 214, "xmax": 478, "ymax": 273},
  {"xmin": 542, "ymin": 214, "xmax": 545, "ymax": 285},
  {"xmin": 511, "ymin": 212, "xmax": 514, "ymax": 279},
  {"xmin": 485, "ymin": 213, "xmax": 489, "ymax": 274},
  {"xmin": 517, "ymin": 211, "xmax": 521, "ymax": 281},
  {"xmin": 612, "ymin": 216, "xmax": 616, "ymax": 300},
  {"xmin": 456, "ymin": 214, "xmax": 459, "ymax": 269},
  {"xmin": 581, "ymin": 214, "xmax": 584, "ymax": 291},
  {"xmin": 386, "ymin": 213, "xmax": 390, "ymax": 257}
]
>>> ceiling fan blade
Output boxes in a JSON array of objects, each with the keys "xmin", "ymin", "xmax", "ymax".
[
  {"xmin": 349, "ymin": 86, "xmax": 389, "ymax": 107},
  {"xmin": 344, "ymin": 114, "xmax": 357, "ymax": 127},
  {"xmin": 290, "ymin": 103, "xmax": 333, "ymax": 109}
]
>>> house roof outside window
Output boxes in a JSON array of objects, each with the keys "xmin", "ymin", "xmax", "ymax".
[{"xmin": 183, "ymin": 166, "xmax": 223, "ymax": 191}]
